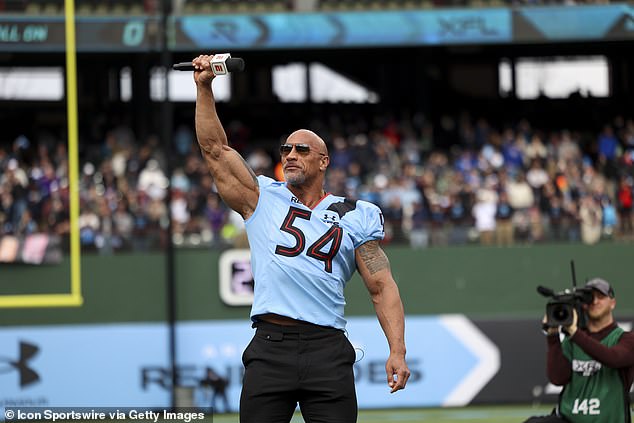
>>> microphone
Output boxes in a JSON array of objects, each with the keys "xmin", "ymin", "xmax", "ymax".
[
  {"xmin": 172, "ymin": 54, "xmax": 245, "ymax": 75},
  {"xmin": 537, "ymin": 285, "xmax": 555, "ymax": 298}
]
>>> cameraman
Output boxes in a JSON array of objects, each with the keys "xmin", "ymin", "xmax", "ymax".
[{"xmin": 526, "ymin": 278, "xmax": 634, "ymax": 423}]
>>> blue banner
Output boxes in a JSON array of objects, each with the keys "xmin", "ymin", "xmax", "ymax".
[
  {"xmin": 173, "ymin": 5, "xmax": 634, "ymax": 50},
  {"xmin": 175, "ymin": 9, "xmax": 512, "ymax": 50},
  {"xmin": 0, "ymin": 5, "xmax": 631, "ymax": 52},
  {"xmin": 0, "ymin": 316, "xmax": 499, "ymax": 411},
  {"xmin": 518, "ymin": 4, "xmax": 633, "ymax": 40},
  {"xmin": 0, "ymin": 324, "xmax": 170, "ymax": 408}
]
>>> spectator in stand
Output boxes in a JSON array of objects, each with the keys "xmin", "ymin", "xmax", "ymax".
[
  {"xmin": 526, "ymin": 159, "xmax": 549, "ymax": 199},
  {"xmin": 506, "ymin": 171, "xmax": 534, "ymax": 210},
  {"xmin": 472, "ymin": 187, "xmax": 497, "ymax": 246},
  {"xmin": 504, "ymin": 171, "xmax": 534, "ymax": 241},
  {"xmin": 547, "ymin": 195, "xmax": 565, "ymax": 242},
  {"xmin": 447, "ymin": 192, "xmax": 470, "ymax": 245},
  {"xmin": 597, "ymin": 125, "xmax": 620, "ymax": 182},
  {"xmin": 113, "ymin": 199, "xmax": 134, "ymax": 250},
  {"xmin": 329, "ymin": 136, "xmax": 353, "ymax": 171},
  {"xmin": 495, "ymin": 191, "xmax": 514, "ymax": 246},
  {"xmin": 601, "ymin": 198, "xmax": 617, "ymax": 239},
  {"xmin": 502, "ymin": 132, "xmax": 525, "ymax": 171},
  {"xmin": 383, "ymin": 196, "xmax": 406, "ymax": 244},
  {"xmin": 616, "ymin": 176, "xmax": 633, "ymax": 236},
  {"xmin": 2, "ymin": 159, "xmax": 28, "ymax": 233},
  {"xmin": 556, "ymin": 130, "xmax": 582, "ymax": 164},
  {"xmin": 325, "ymin": 167, "xmax": 348, "ymax": 197},
  {"xmin": 15, "ymin": 209, "xmax": 37, "ymax": 235},
  {"xmin": 174, "ymin": 125, "xmax": 195, "ymax": 159},
  {"xmin": 204, "ymin": 194, "xmax": 229, "ymax": 246},
  {"xmin": 78, "ymin": 203, "xmax": 100, "ymax": 251},
  {"xmin": 3, "ymin": 113, "xmax": 634, "ymax": 253},
  {"xmin": 563, "ymin": 198, "xmax": 581, "ymax": 243},
  {"xmin": 246, "ymin": 148, "xmax": 273, "ymax": 177},
  {"xmin": 170, "ymin": 190, "xmax": 191, "ymax": 236},
  {"xmin": 524, "ymin": 134, "xmax": 548, "ymax": 166},
  {"xmin": 138, "ymin": 159, "xmax": 168, "ymax": 201},
  {"xmin": 621, "ymin": 119, "xmax": 634, "ymax": 170},
  {"xmin": 408, "ymin": 200, "xmax": 429, "ymax": 248},
  {"xmin": 428, "ymin": 202, "xmax": 448, "ymax": 247},
  {"xmin": 529, "ymin": 206, "xmax": 545, "ymax": 243},
  {"xmin": 344, "ymin": 161, "xmax": 363, "ymax": 198}
]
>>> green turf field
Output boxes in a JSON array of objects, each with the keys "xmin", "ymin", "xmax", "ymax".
[
  {"xmin": 210, "ymin": 405, "xmax": 556, "ymax": 422},
  {"xmin": 209, "ymin": 405, "xmax": 634, "ymax": 422},
  {"xmin": 31, "ymin": 405, "xmax": 634, "ymax": 423}
]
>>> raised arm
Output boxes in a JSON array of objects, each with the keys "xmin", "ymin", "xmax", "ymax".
[
  {"xmin": 193, "ymin": 54, "xmax": 259, "ymax": 219},
  {"xmin": 355, "ymin": 240, "xmax": 410, "ymax": 393}
]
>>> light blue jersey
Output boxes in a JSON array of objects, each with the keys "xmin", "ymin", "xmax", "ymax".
[{"xmin": 245, "ymin": 175, "xmax": 385, "ymax": 329}]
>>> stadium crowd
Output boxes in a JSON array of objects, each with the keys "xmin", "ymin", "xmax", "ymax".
[{"xmin": 1, "ymin": 112, "xmax": 633, "ymax": 254}]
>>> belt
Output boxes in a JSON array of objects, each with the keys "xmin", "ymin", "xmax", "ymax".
[
  {"xmin": 253, "ymin": 319, "xmax": 340, "ymax": 336},
  {"xmin": 256, "ymin": 313, "xmax": 308, "ymax": 326}
]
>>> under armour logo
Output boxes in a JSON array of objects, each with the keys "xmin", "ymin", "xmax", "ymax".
[
  {"xmin": 0, "ymin": 341, "xmax": 41, "ymax": 387},
  {"xmin": 322, "ymin": 213, "xmax": 339, "ymax": 224}
]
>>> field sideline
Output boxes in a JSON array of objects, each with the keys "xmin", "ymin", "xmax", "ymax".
[{"xmin": 209, "ymin": 404, "xmax": 556, "ymax": 423}]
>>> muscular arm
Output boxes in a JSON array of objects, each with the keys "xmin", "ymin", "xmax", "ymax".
[
  {"xmin": 355, "ymin": 240, "xmax": 410, "ymax": 393},
  {"xmin": 193, "ymin": 55, "xmax": 258, "ymax": 219}
]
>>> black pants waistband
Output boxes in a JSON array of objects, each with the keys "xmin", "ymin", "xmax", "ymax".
[{"xmin": 252, "ymin": 319, "xmax": 341, "ymax": 335}]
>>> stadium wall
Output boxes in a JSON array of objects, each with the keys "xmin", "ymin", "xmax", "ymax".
[{"xmin": 1, "ymin": 243, "xmax": 633, "ymax": 326}]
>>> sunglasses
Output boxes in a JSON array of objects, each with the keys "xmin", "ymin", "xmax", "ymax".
[{"xmin": 279, "ymin": 144, "xmax": 326, "ymax": 157}]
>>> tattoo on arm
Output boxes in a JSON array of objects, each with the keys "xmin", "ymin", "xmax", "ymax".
[
  {"xmin": 238, "ymin": 154, "xmax": 258, "ymax": 185},
  {"xmin": 358, "ymin": 241, "xmax": 390, "ymax": 275}
]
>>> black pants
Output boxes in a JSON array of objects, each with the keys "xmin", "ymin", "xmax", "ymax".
[{"xmin": 240, "ymin": 321, "xmax": 357, "ymax": 423}]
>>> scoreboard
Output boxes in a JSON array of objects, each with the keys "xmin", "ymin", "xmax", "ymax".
[{"xmin": 0, "ymin": 16, "xmax": 155, "ymax": 52}]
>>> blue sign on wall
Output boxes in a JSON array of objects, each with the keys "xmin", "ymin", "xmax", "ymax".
[
  {"xmin": 518, "ymin": 4, "xmax": 633, "ymax": 40},
  {"xmin": 0, "ymin": 316, "xmax": 499, "ymax": 411},
  {"xmin": 176, "ymin": 9, "xmax": 512, "ymax": 50},
  {"xmin": 0, "ymin": 324, "xmax": 170, "ymax": 408}
]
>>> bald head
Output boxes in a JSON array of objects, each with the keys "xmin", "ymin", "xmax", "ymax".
[
  {"xmin": 281, "ymin": 129, "xmax": 330, "ymax": 188},
  {"xmin": 287, "ymin": 129, "xmax": 329, "ymax": 157}
]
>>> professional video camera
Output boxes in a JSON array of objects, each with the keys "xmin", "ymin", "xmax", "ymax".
[
  {"xmin": 537, "ymin": 285, "xmax": 593, "ymax": 327},
  {"xmin": 536, "ymin": 261, "xmax": 593, "ymax": 328}
]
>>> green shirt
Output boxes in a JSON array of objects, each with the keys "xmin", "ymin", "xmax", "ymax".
[{"xmin": 559, "ymin": 326, "xmax": 626, "ymax": 423}]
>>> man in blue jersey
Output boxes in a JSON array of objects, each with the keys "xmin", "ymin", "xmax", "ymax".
[{"xmin": 191, "ymin": 55, "xmax": 410, "ymax": 423}]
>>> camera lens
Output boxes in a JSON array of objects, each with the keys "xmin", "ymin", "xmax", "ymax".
[
  {"xmin": 546, "ymin": 302, "xmax": 573, "ymax": 326},
  {"xmin": 552, "ymin": 306, "xmax": 569, "ymax": 322}
]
